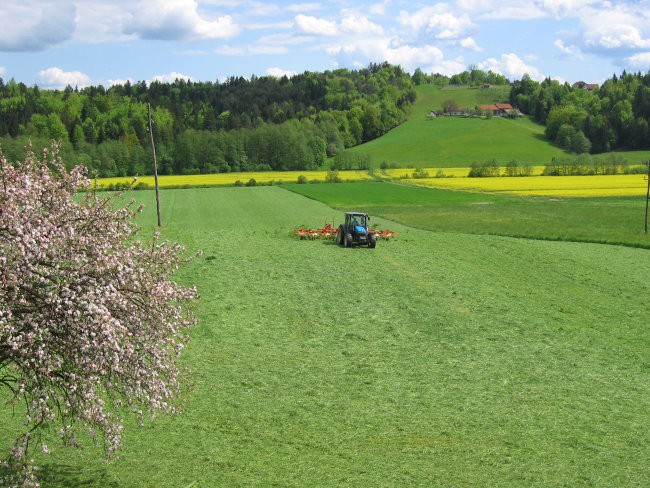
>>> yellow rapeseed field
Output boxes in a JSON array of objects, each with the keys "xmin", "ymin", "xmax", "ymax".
[
  {"xmin": 381, "ymin": 166, "xmax": 548, "ymax": 179},
  {"xmin": 409, "ymin": 174, "xmax": 648, "ymax": 197},
  {"xmin": 97, "ymin": 167, "xmax": 646, "ymax": 198},
  {"xmin": 97, "ymin": 170, "xmax": 374, "ymax": 188},
  {"xmin": 381, "ymin": 167, "xmax": 470, "ymax": 178}
]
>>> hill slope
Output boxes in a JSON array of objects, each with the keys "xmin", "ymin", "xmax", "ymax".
[{"xmin": 350, "ymin": 84, "xmax": 566, "ymax": 167}]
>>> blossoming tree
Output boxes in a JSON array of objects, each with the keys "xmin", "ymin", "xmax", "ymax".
[{"xmin": 0, "ymin": 144, "xmax": 197, "ymax": 486}]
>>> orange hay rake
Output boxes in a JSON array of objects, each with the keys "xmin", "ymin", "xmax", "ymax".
[
  {"xmin": 369, "ymin": 228, "xmax": 397, "ymax": 240},
  {"xmin": 292, "ymin": 221, "xmax": 397, "ymax": 241}
]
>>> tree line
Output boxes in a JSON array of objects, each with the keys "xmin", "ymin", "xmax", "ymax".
[
  {"xmin": 510, "ymin": 70, "xmax": 650, "ymax": 154},
  {"xmin": 0, "ymin": 63, "xmax": 415, "ymax": 177},
  {"xmin": 3, "ymin": 65, "xmax": 650, "ymax": 177}
]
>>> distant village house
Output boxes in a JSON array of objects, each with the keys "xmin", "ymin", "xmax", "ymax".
[
  {"xmin": 428, "ymin": 102, "xmax": 521, "ymax": 118},
  {"xmin": 572, "ymin": 81, "xmax": 599, "ymax": 91},
  {"xmin": 478, "ymin": 103, "xmax": 515, "ymax": 117}
]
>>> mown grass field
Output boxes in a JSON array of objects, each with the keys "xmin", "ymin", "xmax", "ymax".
[
  {"xmin": 284, "ymin": 181, "xmax": 650, "ymax": 248},
  {"xmin": 2, "ymin": 186, "xmax": 648, "ymax": 487}
]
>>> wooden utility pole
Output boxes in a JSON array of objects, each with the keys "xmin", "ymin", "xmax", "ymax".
[
  {"xmin": 645, "ymin": 161, "xmax": 650, "ymax": 234},
  {"xmin": 148, "ymin": 103, "xmax": 162, "ymax": 227}
]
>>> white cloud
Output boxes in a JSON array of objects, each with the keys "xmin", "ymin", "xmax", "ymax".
[
  {"xmin": 398, "ymin": 6, "xmax": 474, "ymax": 39},
  {"xmin": 540, "ymin": 0, "xmax": 605, "ymax": 18},
  {"xmin": 0, "ymin": 67, "xmax": 6, "ymax": 77},
  {"xmin": 124, "ymin": 0, "xmax": 240, "ymax": 41},
  {"xmin": 340, "ymin": 13, "xmax": 383, "ymax": 36},
  {"xmin": 242, "ymin": 2, "xmax": 280, "ymax": 17},
  {"xmin": 579, "ymin": 6, "xmax": 650, "ymax": 51},
  {"xmin": 328, "ymin": 36, "xmax": 464, "ymax": 76},
  {"xmin": 266, "ymin": 67, "xmax": 297, "ymax": 78},
  {"xmin": 370, "ymin": 2, "xmax": 389, "ymax": 16},
  {"xmin": 294, "ymin": 14, "xmax": 337, "ymax": 36},
  {"xmin": 554, "ymin": 39, "xmax": 583, "ymax": 59},
  {"xmin": 588, "ymin": 24, "xmax": 650, "ymax": 50},
  {"xmin": 151, "ymin": 71, "xmax": 193, "ymax": 83},
  {"xmin": 478, "ymin": 53, "xmax": 546, "ymax": 81},
  {"xmin": 479, "ymin": 5, "xmax": 546, "ymax": 20},
  {"xmin": 455, "ymin": 0, "xmax": 603, "ymax": 20},
  {"xmin": 37, "ymin": 67, "xmax": 92, "ymax": 89},
  {"xmin": 0, "ymin": 2, "xmax": 76, "ymax": 52},
  {"xmin": 460, "ymin": 37, "xmax": 482, "ymax": 51},
  {"xmin": 107, "ymin": 77, "xmax": 135, "ymax": 87},
  {"xmin": 73, "ymin": 2, "xmax": 134, "ymax": 44},
  {"xmin": 389, "ymin": 46, "xmax": 466, "ymax": 76},
  {"xmin": 626, "ymin": 52, "xmax": 650, "ymax": 69},
  {"xmin": 247, "ymin": 21, "xmax": 294, "ymax": 30}
]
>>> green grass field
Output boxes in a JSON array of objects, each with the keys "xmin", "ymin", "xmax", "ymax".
[
  {"xmin": 349, "ymin": 85, "xmax": 650, "ymax": 168},
  {"xmin": 3, "ymin": 186, "xmax": 648, "ymax": 487},
  {"xmin": 284, "ymin": 181, "xmax": 650, "ymax": 248}
]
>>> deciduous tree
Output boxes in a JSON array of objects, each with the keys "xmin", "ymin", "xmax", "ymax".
[{"xmin": 0, "ymin": 143, "xmax": 197, "ymax": 486}]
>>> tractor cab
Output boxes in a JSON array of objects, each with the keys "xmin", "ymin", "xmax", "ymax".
[
  {"xmin": 349, "ymin": 213, "xmax": 366, "ymax": 232},
  {"xmin": 337, "ymin": 212, "xmax": 377, "ymax": 248}
]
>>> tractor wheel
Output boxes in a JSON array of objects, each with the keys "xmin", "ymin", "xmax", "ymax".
[
  {"xmin": 343, "ymin": 233, "xmax": 349, "ymax": 247},
  {"xmin": 337, "ymin": 225, "xmax": 344, "ymax": 246},
  {"xmin": 369, "ymin": 241, "xmax": 376, "ymax": 249}
]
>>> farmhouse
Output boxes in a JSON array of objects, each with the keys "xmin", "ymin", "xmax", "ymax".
[
  {"xmin": 478, "ymin": 103, "xmax": 517, "ymax": 117},
  {"xmin": 430, "ymin": 103, "xmax": 522, "ymax": 118},
  {"xmin": 446, "ymin": 107, "xmax": 466, "ymax": 116},
  {"xmin": 572, "ymin": 81, "xmax": 599, "ymax": 91}
]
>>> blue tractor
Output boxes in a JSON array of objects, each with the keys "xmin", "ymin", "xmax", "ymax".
[{"xmin": 336, "ymin": 212, "xmax": 377, "ymax": 248}]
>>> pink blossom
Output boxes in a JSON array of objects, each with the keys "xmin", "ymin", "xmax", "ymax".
[{"xmin": 1, "ymin": 143, "xmax": 197, "ymax": 486}]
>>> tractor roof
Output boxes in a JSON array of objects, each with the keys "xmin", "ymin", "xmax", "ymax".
[{"xmin": 345, "ymin": 212, "xmax": 368, "ymax": 216}]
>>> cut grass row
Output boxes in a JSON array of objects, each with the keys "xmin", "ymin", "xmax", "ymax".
[{"xmin": 3, "ymin": 186, "xmax": 648, "ymax": 487}]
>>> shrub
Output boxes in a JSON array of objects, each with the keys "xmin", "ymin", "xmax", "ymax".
[
  {"xmin": 380, "ymin": 160, "xmax": 401, "ymax": 170},
  {"xmin": 331, "ymin": 151, "xmax": 372, "ymax": 170},
  {"xmin": 505, "ymin": 160, "xmax": 533, "ymax": 177},
  {"xmin": 468, "ymin": 159, "xmax": 500, "ymax": 177},
  {"xmin": 326, "ymin": 170, "xmax": 342, "ymax": 183},
  {"xmin": 412, "ymin": 168, "xmax": 430, "ymax": 179}
]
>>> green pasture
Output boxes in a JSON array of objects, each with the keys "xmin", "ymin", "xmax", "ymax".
[
  {"xmin": 409, "ymin": 84, "xmax": 512, "ymax": 117},
  {"xmin": 350, "ymin": 85, "xmax": 650, "ymax": 168},
  {"xmin": 285, "ymin": 181, "xmax": 650, "ymax": 248},
  {"xmin": 351, "ymin": 85, "xmax": 564, "ymax": 167},
  {"xmin": 2, "ymin": 186, "xmax": 649, "ymax": 487}
]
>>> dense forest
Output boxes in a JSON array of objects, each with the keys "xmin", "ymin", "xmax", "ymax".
[
  {"xmin": 1, "ymin": 63, "xmax": 650, "ymax": 177},
  {"xmin": 0, "ymin": 63, "xmax": 415, "ymax": 176},
  {"xmin": 510, "ymin": 70, "xmax": 650, "ymax": 154}
]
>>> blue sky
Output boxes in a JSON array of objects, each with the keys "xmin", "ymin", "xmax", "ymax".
[{"xmin": 1, "ymin": 0, "xmax": 650, "ymax": 89}]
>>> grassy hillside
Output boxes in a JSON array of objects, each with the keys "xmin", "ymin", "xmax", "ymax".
[
  {"xmin": 3, "ymin": 186, "xmax": 648, "ymax": 487},
  {"xmin": 349, "ymin": 85, "xmax": 650, "ymax": 167}
]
